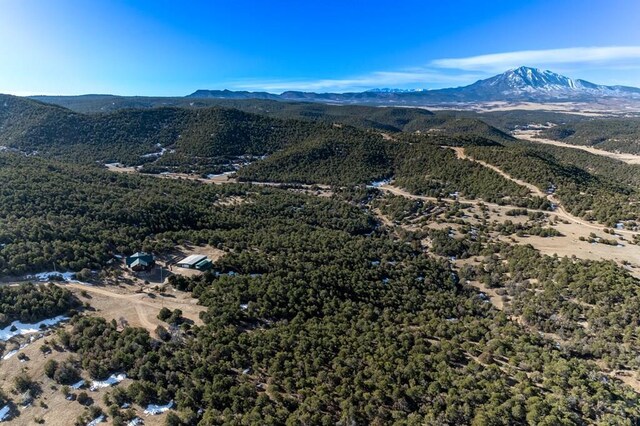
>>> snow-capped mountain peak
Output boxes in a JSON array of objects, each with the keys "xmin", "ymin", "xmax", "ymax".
[
  {"xmin": 189, "ymin": 66, "xmax": 640, "ymax": 103},
  {"xmin": 482, "ymin": 66, "xmax": 579, "ymax": 92},
  {"xmin": 454, "ymin": 66, "xmax": 640, "ymax": 100}
]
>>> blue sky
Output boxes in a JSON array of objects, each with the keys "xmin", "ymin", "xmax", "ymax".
[{"xmin": 2, "ymin": 0, "xmax": 640, "ymax": 95}]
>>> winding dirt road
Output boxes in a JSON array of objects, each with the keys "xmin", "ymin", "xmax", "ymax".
[
  {"xmin": 451, "ymin": 147, "xmax": 547, "ymax": 198},
  {"xmin": 448, "ymin": 146, "xmax": 639, "ymax": 238},
  {"xmin": 514, "ymin": 130, "xmax": 640, "ymax": 165}
]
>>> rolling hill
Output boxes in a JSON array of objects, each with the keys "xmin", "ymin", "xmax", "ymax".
[{"xmin": 0, "ymin": 94, "xmax": 514, "ymax": 168}]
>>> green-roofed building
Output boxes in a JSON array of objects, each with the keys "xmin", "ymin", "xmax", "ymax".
[{"xmin": 126, "ymin": 252, "xmax": 155, "ymax": 272}]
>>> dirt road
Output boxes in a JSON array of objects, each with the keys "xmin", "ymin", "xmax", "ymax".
[
  {"xmin": 514, "ymin": 130, "xmax": 640, "ymax": 165},
  {"xmin": 448, "ymin": 146, "xmax": 640, "ymax": 238},
  {"xmin": 451, "ymin": 146, "xmax": 547, "ymax": 197}
]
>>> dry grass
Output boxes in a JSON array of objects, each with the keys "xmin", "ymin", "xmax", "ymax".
[
  {"xmin": 0, "ymin": 278, "xmax": 204, "ymax": 423},
  {"xmin": 379, "ymin": 184, "xmax": 640, "ymax": 278},
  {"xmin": 66, "ymin": 282, "xmax": 205, "ymax": 333},
  {"xmin": 0, "ymin": 328, "xmax": 170, "ymax": 425}
]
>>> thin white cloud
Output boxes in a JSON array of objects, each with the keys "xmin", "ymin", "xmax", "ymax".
[
  {"xmin": 226, "ymin": 70, "xmax": 482, "ymax": 93},
  {"xmin": 431, "ymin": 46, "xmax": 640, "ymax": 72},
  {"xmin": 226, "ymin": 46, "xmax": 640, "ymax": 93}
]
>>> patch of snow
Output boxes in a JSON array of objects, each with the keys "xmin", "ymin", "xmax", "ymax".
[
  {"xmin": 127, "ymin": 418, "xmax": 142, "ymax": 426},
  {"xmin": 144, "ymin": 400, "xmax": 174, "ymax": 415},
  {"xmin": 141, "ymin": 144, "xmax": 169, "ymax": 158},
  {"xmin": 26, "ymin": 270, "xmax": 92, "ymax": 286},
  {"xmin": 206, "ymin": 171, "xmax": 234, "ymax": 179},
  {"xmin": 87, "ymin": 415, "xmax": 105, "ymax": 426},
  {"xmin": 2, "ymin": 350, "xmax": 17, "ymax": 360},
  {"xmin": 0, "ymin": 405, "xmax": 9, "ymax": 422},
  {"xmin": 368, "ymin": 179, "xmax": 391, "ymax": 188},
  {"xmin": 71, "ymin": 380, "xmax": 85, "ymax": 390},
  {"xmin": 0, "ymin": 316, "xmax": 68, "ymax": 342},
  {"xmin": 90, "ymin": 373, "xmax": 126, "ymax": 391},
  {"xmin": 30, "ymin": 271, "xmax": 76, "ymax": 282}
]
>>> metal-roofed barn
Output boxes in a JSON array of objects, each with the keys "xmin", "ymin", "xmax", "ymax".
[{"xmin": 176, "ymin": 254, "xmax": 212, "ymax": 270}]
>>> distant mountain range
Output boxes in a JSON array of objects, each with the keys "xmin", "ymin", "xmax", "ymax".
[
  {"xmin": 27, "ymin": 67, "xmax": 640, "ymax": 113},
  {"xmin": 187, "ymin": 66, "xmax": 640, "ymax": 104},
  {"xmin": 365, "ymin": 88, "xmax": 426, "ymax": 94}
]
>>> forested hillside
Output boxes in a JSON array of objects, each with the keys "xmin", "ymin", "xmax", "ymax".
[
  {"xmin": 3, "ymin": 93, "xmax": 640, "ymax": 424},
  {"xmin": 237, "ymin": 127, "xmax": 396, "ymax": 185},
  {"xmin": 472, "ymin": 243, "xmax": 640, "ymax": 371},
  {"xmin": 1, "ymin": 156, "xmax": 637, "ymax": 423},
  {"xmin": 0, "ymin": 95, "xmax": 324, "ymax": 167},
  {"xmin": 29, "ymin": 95, "xmax": 514, "ymax": 141},
  {"xmin": 467, "ymin": 143, "xmax": 640, "ymax": 224},
  {"xmin": 55, "ymin": 220, "xmax": 640, "ymax": 424},
  {"xmin": 0, "ymin": 283, "xmax": 79, "ymax": 327},
  {"xmin": 539, "ymin": 118, "xmax": 640, "ymax": 154},
  {"xmin": 0, "ymin": 152, "xmax": 374, "ymax": 276}
]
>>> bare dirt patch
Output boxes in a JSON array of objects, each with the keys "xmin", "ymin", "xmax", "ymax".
[
  {"xmin": 64, "ymin": 282, "xmax": 205, "ymax": 332},
  {"xmin": 104, "ymin": 163, "xmax": 138, "ymax": 173}
]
